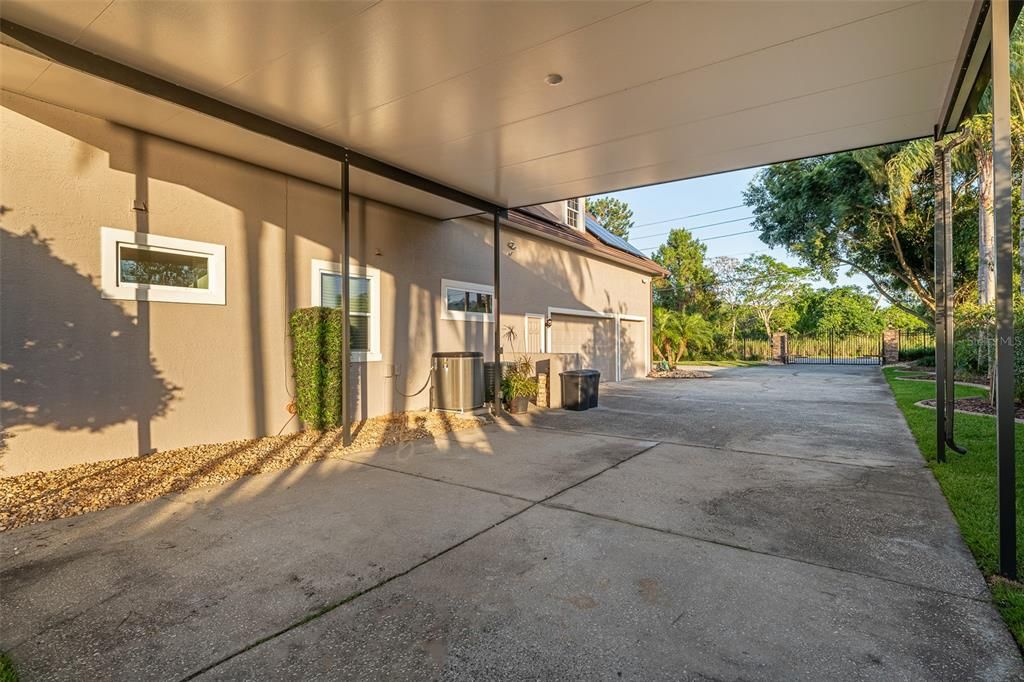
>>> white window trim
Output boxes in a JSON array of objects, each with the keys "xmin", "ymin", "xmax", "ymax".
[
  {"xmin": 441, "ymin": 278, "xmax": 494, "ymax": 323},
  {"xmin": 101, "ymin": 227, "xmax": 226, "ymax": 305},
  {"xmin": 523, "ymin": 313, "xmax": 546, "ymax": 353},
  {"xmin": 311, "ymin": 258, "xmax": 382, "ymax": 362}
]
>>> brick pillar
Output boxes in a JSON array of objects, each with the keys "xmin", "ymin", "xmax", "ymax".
[
  {"xmin": 535, "ymin": 372, "xmax": 548, "ymax": 408},
  {"xmin": 771, "ymin": 332, "xmax": 788, "ymax": 363},
  {"xmin": 882, "ymin": 328, "xmax": 899, "ymax": 365}
]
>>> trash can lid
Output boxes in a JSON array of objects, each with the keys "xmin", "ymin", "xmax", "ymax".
[
  {"xmin": 432, "ymin": 351, "xmax": 484, "ymax": 358},
  {"xmin": 560, "ymin": 369, "xmax": 601, "ymax": 377}
]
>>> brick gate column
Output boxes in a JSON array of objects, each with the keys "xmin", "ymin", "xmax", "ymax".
[
  {"xmin": 882, "ymin": 328, "xmax": 899, "ymax": 365},
  {"xmin": 771, "ymin": 332, "xmax": 788, "ymax": 363}
]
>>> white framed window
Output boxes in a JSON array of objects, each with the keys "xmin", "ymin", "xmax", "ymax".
[
  {"xmin": 311, "ymin": 259, "xmax": 381, "ymax": 362},
  {"xmin": 101, "ymin": 227, "xmax": 225, "ymax": 305},
  {"xmin": 566, "ymin": 198, "xmax": 582, "ymax": 229},
  {"xmin": 441, "ymin": 278, "xmax": 494, "ymax": 322}
]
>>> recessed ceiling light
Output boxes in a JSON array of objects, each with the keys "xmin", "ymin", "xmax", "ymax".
[{"xmin": 545, "ymin": 73, "xmax": 564, "ymax": 86}]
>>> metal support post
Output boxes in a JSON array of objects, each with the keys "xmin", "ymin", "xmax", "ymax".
[
  {"xmin": 341, "ymin": 157, "xmax": 352, "ymax": 446},
  {"xmin": 493, "ymin": 211, "xmax": 503, "ymax": 415},
  {"xmin": 991, "ymin": 0, "xmax": 1017, "ymax": 580},
  {"xmin": 933, "ymin": 139, "xmax": 947, "ymax": 463}
]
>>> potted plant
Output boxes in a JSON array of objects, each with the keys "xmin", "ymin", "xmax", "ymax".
[{"xmin": 501, "ymin": 355, "xmax": 538, "ymax": 414}]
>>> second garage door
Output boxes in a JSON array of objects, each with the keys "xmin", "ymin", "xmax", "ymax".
[
  {"xmin": 618, "ymin": 318, "xmax": 646, "ymax": 380},
  {"xmin": 549, "ymin": 313, "xmax": 617, "ymax": 382}
]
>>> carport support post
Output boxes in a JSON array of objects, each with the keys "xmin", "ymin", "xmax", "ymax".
[
  {"xmin": 341, "ymin": 157, "xmax": 352, "ymax": 447},
  {"xmin": 493, "ymin": 210, "xmax": 503, "ymax": 415},
  {"xmin": 941, "ymin": 146, "xmax": 956, "ymax": 448},
  {"xmin": 991, "ymin": 0, "xmax": 1017, "ymax": 580},
  {"xmin": 932, "ymin": 139, "xmax": 946, "ymax": 463}
]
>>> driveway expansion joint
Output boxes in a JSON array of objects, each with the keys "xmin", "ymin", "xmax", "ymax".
[
  {"xmin": 518, "ymin": 421, "xmax": 929, "ymax": 473},
  {"xmin": 540, "ymin": 502, "xmax": 992, "ymax": 604}
]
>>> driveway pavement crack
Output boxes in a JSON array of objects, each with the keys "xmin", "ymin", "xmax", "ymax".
[{"xmin": 180, "ymin": 441, "xmax": 662, "ymax": 681}]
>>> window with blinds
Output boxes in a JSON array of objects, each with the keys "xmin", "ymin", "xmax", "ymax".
[
  {"xmin": 310, "ymin": 259, "xmax": 380, "ymax": 360},
  {"xmin": 320, "ymin": 273, "xmax": 371, "ymax": 351}
]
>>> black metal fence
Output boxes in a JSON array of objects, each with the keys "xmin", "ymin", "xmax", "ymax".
[
  {"xmin": 733, "ymin": 338, "xmax": 772, "ymax": 361},
  {"xmin": 897, "ymin": 330, "xmax": 936, "ymax": 361},
  {"xmin": 785, "ymin": 332, "xmax": 883, "ymax": 365}
]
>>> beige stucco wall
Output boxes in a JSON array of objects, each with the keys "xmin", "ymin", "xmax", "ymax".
[{"xmin": 0, "ymin": 93, "xmax": 651, "ymax": 476}]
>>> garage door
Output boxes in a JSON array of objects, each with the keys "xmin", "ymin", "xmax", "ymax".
[
  {"xmin": 619, "ymin": 318, "xmax": 646, "ymax": 379},
  {"xmin": 549, "ymin": 313, "xmax": 616, "ymax": 382}
]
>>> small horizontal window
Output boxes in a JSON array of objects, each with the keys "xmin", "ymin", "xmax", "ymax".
[
  {"xmin": 441, "ymin": 279, "xmax": 494, "ymax": 322},
  {"xmin": 119, "ymin": 245, "xmax": 210, "ymax": 289},
  {"xmin": 101, "ymin": 227, "xmax": 225, "ymax": 305}
]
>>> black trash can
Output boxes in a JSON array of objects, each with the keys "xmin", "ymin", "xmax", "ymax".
[{"xmin": 560, "ymin": 369, "xmax": 601, "ymax": 411}]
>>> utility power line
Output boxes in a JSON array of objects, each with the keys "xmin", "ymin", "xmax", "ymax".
[
  {"xmin": 629, "ymin": 215, "xmax": 754, "ymax": 242},
  {"xmin": 639, "ymin": 229, "xmax": 757, "ymax": 253},
  {"xmin": 700, "ymin": 229, "xmax": 756, "ymax": 241},
  {"xmin": 629, "ymin": 204, "xmax": 746, "ymax": 229}
]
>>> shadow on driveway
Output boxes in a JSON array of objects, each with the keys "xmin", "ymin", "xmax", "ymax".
[{"xmin": 2, "ymin": 366, "xmax": 1020, "ymax": 679}]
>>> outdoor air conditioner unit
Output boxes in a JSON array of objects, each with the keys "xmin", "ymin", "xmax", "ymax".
[{"xmin": 430, "ymin": 352, "xmax": 484, "ymax": 412}]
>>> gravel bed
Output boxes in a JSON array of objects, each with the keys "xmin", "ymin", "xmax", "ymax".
[{"xmin": 0, "ymin": 411, "xmax": 484, "ymax": 532}]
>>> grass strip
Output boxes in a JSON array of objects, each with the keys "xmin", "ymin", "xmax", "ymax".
[{"xmin": 882, "ymin": 367, "xmax": 1024, "ymax": 649}]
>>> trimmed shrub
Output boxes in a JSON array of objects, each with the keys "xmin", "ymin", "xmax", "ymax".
[{"xmin": 289, "ymin": 307, "xmax": 344, "ymax": 430}]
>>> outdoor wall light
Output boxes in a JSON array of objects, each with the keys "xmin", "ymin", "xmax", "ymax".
[
  {"xmin": 507, "ymin": 240, "xmax": 517, "ymax": 251},
  {"xmin": 545, "ymin": 318, "xmax": 553, "ymax": 328},
  {"xmin": 544, "ymin": 73, "xmax": 564, "ymax": 86}
]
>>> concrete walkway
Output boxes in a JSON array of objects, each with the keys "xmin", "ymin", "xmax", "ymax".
[{"xmin": 2, "ymin": 365, "xmax": 1021, "ymax": 680}]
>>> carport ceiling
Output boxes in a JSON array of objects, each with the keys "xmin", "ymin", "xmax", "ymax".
[{"xmin": 1, "ymin": 1, "xmax": 976, "ymax": 218}]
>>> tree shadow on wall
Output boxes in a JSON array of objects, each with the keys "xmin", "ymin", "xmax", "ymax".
[{"xmin": 0, "ymin": 228, "xmax": 179, "ymax": 463}]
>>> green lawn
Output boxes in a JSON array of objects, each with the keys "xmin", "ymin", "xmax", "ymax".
[
  {"xmin": 675, "ymin": 360, "xmax": 766, "ymax": 367},
  {"xmin": 0, "ymin": 653, "xmax": 17, "ymax": 682},
  {"xmin": 883, "ymin": 367, "xmax": 1024, "ymax": 648}
]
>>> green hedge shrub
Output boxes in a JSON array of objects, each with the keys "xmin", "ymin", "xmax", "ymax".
[{"xmin": 289, "ymin": 307, "xmax": 344, "ymax": 430}]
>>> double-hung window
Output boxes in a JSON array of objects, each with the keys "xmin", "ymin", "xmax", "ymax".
[
  {"xmin": 566, "ymin": 198, "xmax": 581, "ymax": 229},
  {"xmin": 101, "ymin": 227, "xmax": 226, "ymax": 304},
  {"xmin": 311, "ymin": 259, "xmax": 381, "ymax": 361},
  {"xmin": 442, "ymin": 279, "xmax": 494, "ymax": 322}
]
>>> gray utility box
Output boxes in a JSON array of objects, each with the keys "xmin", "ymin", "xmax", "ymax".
[
  {"xmin": 431, "ymin": 351, "xmax": 484, "ymax": 412},
  {"xmin": 560, "ymin": 369, "xmax": 600, "ymax": 411}
]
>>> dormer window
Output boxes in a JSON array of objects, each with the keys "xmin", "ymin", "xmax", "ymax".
[{"xmin": 566, "ymin": 198, "xmax": 581, "ymax": 229}]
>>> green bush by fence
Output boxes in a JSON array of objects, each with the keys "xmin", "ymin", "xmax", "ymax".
[{"xmin": 289, "ymin": 307, "xmax": 344, "ymax": 430}]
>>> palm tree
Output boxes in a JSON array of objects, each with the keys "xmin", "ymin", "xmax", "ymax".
[
  {"xmin": 652, "ymin": 308, "xmax": 713, "ymax": 364},
  {"xmin": 652, "ymin": 307, "xmax": 681, "ymax": 364},
  {"xmin": 674, "ymin": 312, "xmax": 714, "ymax": 359}
]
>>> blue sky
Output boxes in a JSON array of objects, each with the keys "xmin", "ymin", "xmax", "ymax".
[{"xmin": 599, "ymin": 167, "xmax": 872, "ymax": 292}]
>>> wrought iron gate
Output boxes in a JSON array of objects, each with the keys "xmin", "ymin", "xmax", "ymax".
[{"xmin": 784, "ymin": 332, "xmax": 882, "ymax": 365}]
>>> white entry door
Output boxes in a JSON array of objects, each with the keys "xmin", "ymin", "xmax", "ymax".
[{"xmin": 525, "ymin": 314, "xmax": 545, "ymax": 353}]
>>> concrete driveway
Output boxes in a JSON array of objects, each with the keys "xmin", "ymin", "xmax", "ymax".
[{"xmin": 2, "ymin": 365, "xmax": 1021, "ymax": 680}]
